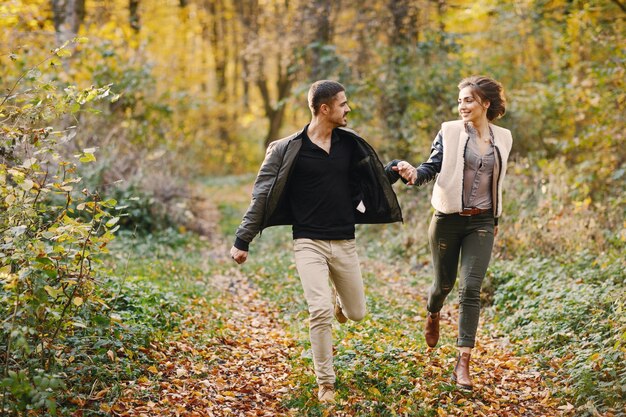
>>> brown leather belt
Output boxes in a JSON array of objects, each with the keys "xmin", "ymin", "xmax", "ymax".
[{"xmin": 459, "ymin": 207, "xmax": 490, "ymax": 216}]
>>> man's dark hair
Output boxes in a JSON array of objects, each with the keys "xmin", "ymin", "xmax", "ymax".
[{"xmin": 308, "ymin": 80, "xmax": 345, "ymax": 115}]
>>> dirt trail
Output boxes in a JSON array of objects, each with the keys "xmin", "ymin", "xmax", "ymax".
[
  {"xmin": 112, "ymin": 266, "xmax": 297, "ymax": 416},
  {"xmin": 112, "ymin": 195, "xmax": 297, "ymax": 416},
  {"xmin": 111, "ymin": 195, "xmax": 567, "ymax": 416}
]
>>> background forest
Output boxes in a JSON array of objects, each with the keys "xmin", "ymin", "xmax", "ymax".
[{"xmin": 1, "ymin": 0, "xmax": 625, "ymax": 416}]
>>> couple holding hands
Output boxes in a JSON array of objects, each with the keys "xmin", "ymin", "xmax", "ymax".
[{"xmin": 230, "ymin": 76, "xmax": 512, "ymax": 403}]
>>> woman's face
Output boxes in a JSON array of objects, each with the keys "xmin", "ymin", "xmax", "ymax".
[{"xmin": 458, "ymin": 86, "xmax": 489, "ymax": 124}]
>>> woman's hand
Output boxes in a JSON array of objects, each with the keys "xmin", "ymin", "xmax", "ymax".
[{"xmin": 392, "ymin": 160, "xmax": 418, "ymax": 185}]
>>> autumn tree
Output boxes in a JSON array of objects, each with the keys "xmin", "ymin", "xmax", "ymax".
[{"xmin": 236, "ymin": 0, "xmax": 302, "ymax": 147}]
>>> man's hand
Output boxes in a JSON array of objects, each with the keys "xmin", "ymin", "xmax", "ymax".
[
  {"xmin": 230, "ymin": 246, "xmax": 248, "ymax": 264},
  {"xmin": 391, "ymin": 160, "xmax": 417, "ymax": 185}
]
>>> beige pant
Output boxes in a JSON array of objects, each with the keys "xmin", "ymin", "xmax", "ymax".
[{"xmin": 293, "ymin": 238, "xmax": 366, "ymax": 385}]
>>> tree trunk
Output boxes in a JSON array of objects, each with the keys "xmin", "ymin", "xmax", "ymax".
[
  {"xmin": 234, "ymin": 0, "xmax": 258, "ymax": 110},
  {"xmin": 129, "ymin": 0, "xmax": 140, "ymax": 32},
  {"xmin": 202, "ymin": 0, "xmax": 231, "ymax": 142},
  {"xmin": 51, "ymin": 0, "xmax": 86, "ymax": 43},
  {"xmin": 257, "ymin": 73, "xmax": 292, "ymax": 147},
  {"xmin": 304, "ymin": 0, "xmax": 333, "ymax": 80}
]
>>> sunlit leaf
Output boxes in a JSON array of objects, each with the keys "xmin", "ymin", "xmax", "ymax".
[
  {"xmin": 55, "ymin": 48, "xmax": 72, "ymax": 57},
  {"xmin": 79, "ymin": 153, "xmax": 96, "ymax": 163}
]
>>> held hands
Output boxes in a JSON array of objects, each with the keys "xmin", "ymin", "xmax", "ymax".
[
  {"xmin": 230, "ymin": 246, "xmax": 248, "ymax": 264},
  {"xmin": 391, "ymin": 160, "xmax": 418, "ymax": 185}
]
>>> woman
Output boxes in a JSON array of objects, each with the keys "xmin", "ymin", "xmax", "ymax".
[{"xmin": 388, "ymin": 75, "xmax": 512, "ymax": 390}]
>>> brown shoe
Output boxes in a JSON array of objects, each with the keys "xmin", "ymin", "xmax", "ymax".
[
  {"xmin": 334, "ymin": 296, "xmax": 348, "ymax": 324},
  {"xmin": 318, "ymin": 384, "xmax": 335, "ymax": 403},
  {"xmin": 451, "ymin": 352, "xmax": 473, "ymax": 391},
  {"xmin": 424, "ymin": 312, "xmax": 440, "ymax": 348}
]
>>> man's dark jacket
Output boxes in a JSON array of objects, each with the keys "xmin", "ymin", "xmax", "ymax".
[{"xmin": 234, "ymin": 126, "xmax": 403, "ymax": 250}]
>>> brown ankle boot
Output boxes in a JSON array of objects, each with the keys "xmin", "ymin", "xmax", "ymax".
[
  {"xmin": 424, "ymin": 312, "xmax": 440, "ymax": 348},
  {"xmin": 452, "ymin": 352, "xmax": 473, "ymax": 391}
]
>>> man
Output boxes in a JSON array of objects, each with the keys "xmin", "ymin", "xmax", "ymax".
[{"xmin": 230, "ymin": 80, "xmax": 402, "ymax": 403}]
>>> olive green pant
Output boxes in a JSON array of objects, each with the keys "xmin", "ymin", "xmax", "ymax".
[{"xmin": 427, "ymin": 210, "xmax": 495, "ymax": 348}]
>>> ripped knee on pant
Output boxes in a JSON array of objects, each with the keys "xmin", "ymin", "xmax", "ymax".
[{"xmin": 458, "ymin": 287, "xmax": 480, "ymax": 303}]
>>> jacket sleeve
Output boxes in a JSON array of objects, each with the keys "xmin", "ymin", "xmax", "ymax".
[
  {"xmin": 233, "ymin": 142, "xmax": 283, "ymax": 250},
  {"xmin": 413, "ymin": 131, "xmax": 443, "ymax": 187},
  {"xmin": 384, "ymin": 131, "xmax": 444, "ymax": 187}
]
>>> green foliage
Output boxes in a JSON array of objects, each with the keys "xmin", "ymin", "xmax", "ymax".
[
  {"xmin": 0, "ymin": 39, "xmax": 120, "ymax": 415},
  {"xmin": 488, "ymin": 253, "xmax": 626, "ymax": 412},
  {"xmin": 351, "ymin": 32, "xmax": 464, "ymax": 161},
  {"xmin": 99, "ymin": 183, "xmax": 171, "ymax": 233},
  {"xmin": 88, "ymin": 42, "xmax": 172, "ymax": 148}
]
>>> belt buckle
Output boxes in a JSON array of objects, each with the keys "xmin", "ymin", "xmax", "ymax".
[{"xmin": 460, "ymin": 208, "xmax": 480, "ymax": 216}]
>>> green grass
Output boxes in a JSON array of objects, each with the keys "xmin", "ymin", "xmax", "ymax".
[{"xmin": 486, "ymin": 252, "xmax": 626, "ymax": 412}]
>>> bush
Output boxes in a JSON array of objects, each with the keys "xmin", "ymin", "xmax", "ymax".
[{"xmin": 0, "ymin": 39, "xmax": 119, "ymax": 415}]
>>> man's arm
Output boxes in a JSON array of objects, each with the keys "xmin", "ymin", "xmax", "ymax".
[{"xmin": 230, "ymin": 140, "xmax": 284, "ymax": 263}]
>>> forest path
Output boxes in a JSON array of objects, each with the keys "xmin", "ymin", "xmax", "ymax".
[
  {"xmin": 111, "ymin": 186, "xmax": 570, "ymax": 416},
  {"xmin": 111, "ymin": 265, "xmax": 297, "ymax": 416}
]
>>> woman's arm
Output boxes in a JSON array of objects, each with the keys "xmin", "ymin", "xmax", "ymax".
[{"xmin": 384, "ymin": 131, "xmax": 444, "ymax": 186}]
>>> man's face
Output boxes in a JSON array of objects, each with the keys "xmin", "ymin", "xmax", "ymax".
[{"xmin": 325, "ymin": 91, "xmax": 351, "ymax": 127}]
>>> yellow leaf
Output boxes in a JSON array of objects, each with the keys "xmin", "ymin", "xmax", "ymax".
[
  {"xmin": 93, "ymin": 388, "xmax": 108, "ymax": 399},
  {"xmin": 147, "ymin": 365, "xmax": 158, "ymax": 374},
  {"xmin": 72, "ymin": 296, "xmax": 83, "ymax": 306},
  {"xmin": 79, "ymin": 153, "xmax": 96, "ymax": 163},
  {"xmin": 56, "ymin": 48, "xmax": 72, "ymax": 57},
  {"xmin": 45, "ymin": 285, "xmax": 60, "ymax": 297}
]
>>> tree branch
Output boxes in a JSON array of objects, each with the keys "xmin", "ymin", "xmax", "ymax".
[{"xmin": 611, "ymin": 0, "xmax": 626, "ymax": 13}]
